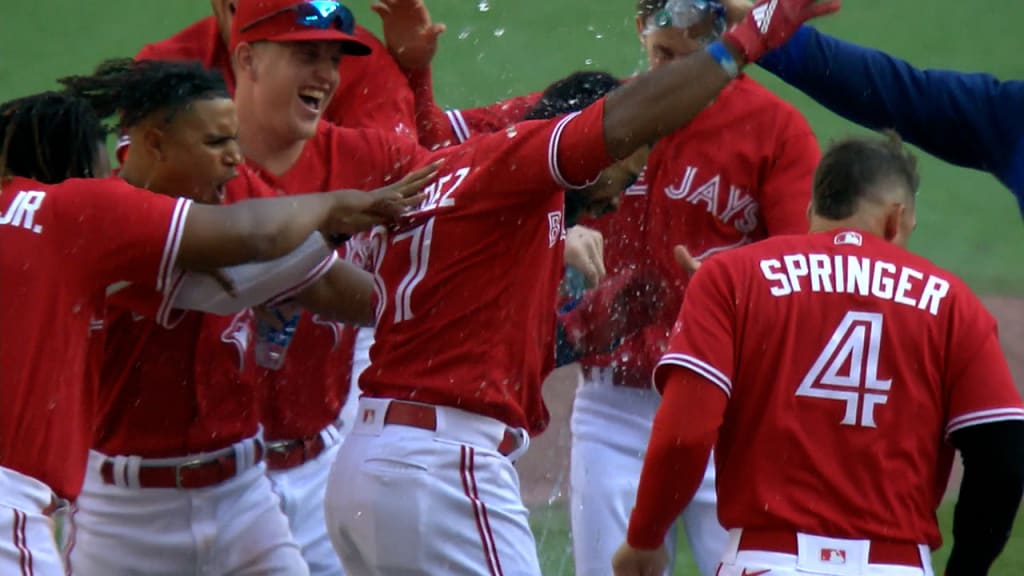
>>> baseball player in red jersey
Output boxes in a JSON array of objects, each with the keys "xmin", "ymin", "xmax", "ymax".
[
  {"xmin": 318, "ymin": 2, "xmax": 839, "ymax": 573},
  {"xmin": 615, "ymin": 133, "xmax": 1024, "ymax": 576},
  {"xmin": 0, "ymin": 88, "xmax": 426, "ymax": 575},
  {"xmin": 566, "ymin": 2, "xmax": 822, "ymax": 574},
  {"xmin": 224, "ymin": 3, "xmax": 439, "ymax": 573},
  {"xmin": 134, "ymin": 0, "xmax": 417, "ymax": 140}
]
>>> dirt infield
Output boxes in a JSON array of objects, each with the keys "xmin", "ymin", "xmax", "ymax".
[{"xmin": 518, "ymin": 296, "xmax": 1024, "ymax": 506}]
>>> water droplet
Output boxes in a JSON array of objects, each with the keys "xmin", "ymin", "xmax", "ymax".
[
  {"xmin": 595, "ymin": 32, "xmax": 604, "ymax": 39},
  {"xmin": 477, "ymin": 0, "xmax": 490, "ymax": 12},
  {"xmin": 584, "ymin": 58, "xmax": 594, "ymax": 65},
  {"xmin": 505, "ymin": 125, "xmax": 518, "ymax": 138},
  {"xmin": 493, "ymin": 27, "xmax": 505, "ymax": 37},
  {"xmin": 458, "ymin": 28, "xmax": 472, "ymax": 40}
]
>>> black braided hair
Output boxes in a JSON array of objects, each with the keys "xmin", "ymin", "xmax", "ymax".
[
  {"xmin": 58, "ymin": 58, "xmax": 229, "ymax": 130},
  {"xmin": 0, "ymin": 91, "xmax": 106, "ymax": 184}
]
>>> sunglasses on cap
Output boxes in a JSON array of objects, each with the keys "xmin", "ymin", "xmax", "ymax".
[
  {"xmin": 240, "ymin": 0, "xmax": 355, "ymax": 35},
  {"xmin": 645, "ymin": 0, "xmax": 726, "ymax": 42}
]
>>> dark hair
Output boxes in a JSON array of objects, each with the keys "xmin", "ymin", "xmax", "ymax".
[
  {"xmin": 812, "ymin": 132, "xmax": 920, "ymax": 220},
  {"xmin": 524, "ymin": 71, "xmax": 622, "ymax": 121},
  {"xmin": 58, "ymin": 58, "xmax": 229, "ymax": 130},
  {"xmin": 636, "ymin": 0, "xmax": 669, "ymax": 21},
  {"xmin": 0, "ymin": 91, "xmax": 106, "ymax": 183}
]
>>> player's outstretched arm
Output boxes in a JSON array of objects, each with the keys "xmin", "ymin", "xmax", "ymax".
[
  {"xmin": 945, "ymin": 420, "xmax": 1024, "ymax": 575},
  {"xmin": 600, "ymin": 0, "xmax": 840, "ymax": 159},
  {"xmin": 293, "ymin": 260, "xmax": 376, "ymax": 326},
  {"xmin": 174, "ymin": 163, "xmax": 438, "ymax": 271},
  {"xmin": 755, "ymin": 23, "xmax": 1024, "ymax": 208}
]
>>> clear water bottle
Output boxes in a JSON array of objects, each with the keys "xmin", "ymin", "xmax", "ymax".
[{"xmin": 254, "ymin": 304, "xmax": 302, "ymax": 370}]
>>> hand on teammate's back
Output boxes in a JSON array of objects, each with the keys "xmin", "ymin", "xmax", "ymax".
[
  {"xmin": 564, "ymin": 226, "xmax": 606, "ymax": 288},
  {"xmin": 373, "ymin": 0, "xmax": 447, "ymax": 71},
  {"xmin": 723, "ymin": 0, "xmax": 842, "ymax": 64},
  {"xmin": 673, "ymin": 245, "xmax": 701, "ymax": 275},
  {"xmin": 324, "ymin": 161, "xmax": 440, "ymax": 235}
]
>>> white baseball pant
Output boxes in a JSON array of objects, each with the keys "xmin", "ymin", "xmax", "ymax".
[
  {"xmin": 69, "ymin": 447, "xmax": 308, "ymax": 575},
  {"xmin": 0, "ymin": 467, "xmax": 66, "ymax": 576},
  {"xmin": 715, "ymin": 529, "xmax": 935, "ymax": 576},
  {"xmin": 267, "ymin": 425, "xmax": 345, "ymax": 576},
  {"xmin": 324, "ymin": 397, "xmax": 540, "ymax": 576},
  {"xmin": 570, "ymin": 367, "xmax": 728, "ymax": 576},
  {"xmin": 337, "ymin": 326, "xmax": 375, "ymax": 440}
]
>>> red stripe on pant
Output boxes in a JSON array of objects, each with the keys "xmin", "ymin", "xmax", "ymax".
[
  {"xmin": 12, "ymin": 510, "xmax": 33, "ymax": 576},
  {"xmin": 460, "ymin": 445, "xmax": 503, "ymax": 576}
]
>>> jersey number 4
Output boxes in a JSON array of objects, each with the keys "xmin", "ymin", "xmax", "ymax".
[{"xmin": 796, "ymin": 311, "xmax": 893, "ymax": 428}]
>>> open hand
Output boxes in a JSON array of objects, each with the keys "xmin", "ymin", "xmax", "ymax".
[
  {"xmin": 372, "ymin": 0, "xmax": 447, "ymax": 70},
  {"xmin": 325, "ymin": 161, "xmax": 440, "ymax": 235}
]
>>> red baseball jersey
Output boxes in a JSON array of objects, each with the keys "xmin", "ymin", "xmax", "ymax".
[
  {"xmin": 0, "ymin": 176, "xmax": 189, "ymax": 499},
  {"xmin": 655, "ymin": 229, "xmax": 1024, "ymax": 548},
  {"xmin": 247, "ymin": 122, "xmax": 429, "ymax": 440},
  {"xmin": 580, "ymin": 75, "xmax": 818, "ymax": 388},
  {"xmin": 135, "ymin": 17, "xmax": 415, "ymax": 137},
  {"xmin": 92, "ymin": 168, "xmax": 284, "ymax": 458},
  {"xmin": 362, "ymin": 102, "xmax": 612, "ymax": 434}
]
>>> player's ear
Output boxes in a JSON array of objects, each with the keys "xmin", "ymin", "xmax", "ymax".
[
  {"xmin": 141, "ymin": 127, "xmax": 166, "ymax": 162},
  {"xmin": 882, "ymin": 203, "xmax": 905, "ymax": 244},
  {"xmin": 234, "ymin": 43, "xmax": 257, "ymax": 81}
]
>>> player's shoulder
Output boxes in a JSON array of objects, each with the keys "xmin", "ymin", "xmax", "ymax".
[
  {"xmin": 136, "ymin": 16, "xmax": 217, "ymax": 62},
  {"xmin": 721, "ymin": 75, "xmax": 811, "ymax": 124}
]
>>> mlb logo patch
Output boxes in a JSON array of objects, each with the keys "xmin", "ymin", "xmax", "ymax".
[
  {"xmin": 820, "ymin": 548, "xmax": 847, "ymax": 564},
  {"xmin": 834, "ymin": 231, "xmax": 863, "ymax": 246}
]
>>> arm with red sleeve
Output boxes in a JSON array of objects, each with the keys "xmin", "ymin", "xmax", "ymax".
[
  {"xmin": 405, "ymin": 66, "xmax": 542, "ymax": 149},
  {"xmin": 625, "ymin": 256, "xmax": 737, "ymax": 550},
  {"xmin": 941, "ymin": 291, "xmax": 1024, "ymax": 576}
]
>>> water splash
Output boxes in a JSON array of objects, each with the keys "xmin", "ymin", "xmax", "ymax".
[
  {"xmin": 477, "ymin": 0, "xmax": 490, "ymax": 12},
  {"xmin": 493, "ymin": 27, "xmax": 505, "ymax": 37},
  {"xmin": 458, "ymin": 28, "xmax": 472, "ymax": 40},
  {"xmin": 584, "ymin": 58, "xmax": 594, "ymax": 65}
]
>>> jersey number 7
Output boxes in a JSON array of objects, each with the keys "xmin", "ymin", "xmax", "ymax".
[
  {"xmin": 795, "ymin": 311, "xmax": 893, "ymax": 428},
  {"xmin": 368, "ymin": 218, "xmax": 435, "ymax": 325}
]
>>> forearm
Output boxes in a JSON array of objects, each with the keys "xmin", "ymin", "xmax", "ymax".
[
  {"xmin": 602, "ymin": 45, "xmax": 737, "ymax": 159},
  {"xmin": 406, "ymin": 67, "xmax": 459, "ymax": 149},
  {"xmin": 759, "ymin": 27, "xmax": 1024, "ymax": 176},
  {"xmin": 295, "ymin": 260, "xmax": 375, "ymax": 326},
  {"xmin": 946, "ymin": 421, "xmax": 1024, "ymax": 575},
  {"xmin": 177, "ymin": 193, "xmax": 337, "ymax": 271},
  {"xmin": 627, "ymin": 370, "xmax": 726, "ymax": 548}
]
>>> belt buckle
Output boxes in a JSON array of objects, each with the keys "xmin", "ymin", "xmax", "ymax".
[{"xmin": 174, "ymin": 458, "xmax": 208, "ymax": 489}]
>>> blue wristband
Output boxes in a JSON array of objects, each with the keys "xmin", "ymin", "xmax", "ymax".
[{"xmin": 706, "ymin": 41, "xmax": 739, "ymax": 79}]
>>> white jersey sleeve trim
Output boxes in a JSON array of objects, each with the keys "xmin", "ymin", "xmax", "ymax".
[
  {"xmin": 656, "ymin": 353, "xmax": 732, "ymax": 398},
  {"xmin": 265, "ymin": 250, "xmax": 339, "ymax": 307},
  {"xmin": 156, "ymin": 198, "xmax": 192, "ymax": 293},
  {"xmin": 946, "ymin": 407, "xmax": 1024, "ymax": 436},
  {"xmin": 155, "ymin": 271, "xmax": 189, "ymax": 329},
  {"xmin": 548, "ymin": 111, "xmax": 601, "ymax": 191},
  {"xmin": 446, "ymin": 110, "xmax": 471, "ymax": 143}
]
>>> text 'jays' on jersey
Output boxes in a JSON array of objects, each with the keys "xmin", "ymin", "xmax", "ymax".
[
  {"xmin": 360, "ymin": 101, "xmax": 612, "ymax": 435},
  {"xmin": 579, "ymin": 75, "xmax": 818, "ymax": 388},
  {"xmin": 654, "ymin": 229, "xmax": 1024, "ymax": 548},
  {"xmin": 0, "ymin": 177, "xmax": 189, "ymax": 499}
]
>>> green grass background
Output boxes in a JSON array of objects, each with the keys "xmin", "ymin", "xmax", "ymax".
[{"xmin": 2, "ymin": 1, "xmax": 1022, "ymax": 574}]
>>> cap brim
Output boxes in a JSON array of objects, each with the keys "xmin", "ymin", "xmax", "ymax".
[{"xmin": 265, "ymin": 29, "xmax": 372, "ymax": 56}]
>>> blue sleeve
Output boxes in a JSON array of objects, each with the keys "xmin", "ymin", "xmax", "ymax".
[{"xmin": 759, "ymin": 26, "xmax": 1024, "ymax": 214}]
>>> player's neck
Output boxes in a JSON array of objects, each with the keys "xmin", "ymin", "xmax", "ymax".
[
  {"xmin": 809, "ymin": 215, "xmax": 884, "ymax": 239},
  {"xmin": 237, "ymin": 124, "xmax": 305, "ymax": 177}
]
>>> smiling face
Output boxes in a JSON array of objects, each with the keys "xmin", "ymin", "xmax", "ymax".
[
  {"xmin": 235, "ymin": 40, "xmax": 344, "ymax": 144},
  {"xmin": 146, "ymin": 97, "xmax": 242, "ymax": 204}
]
